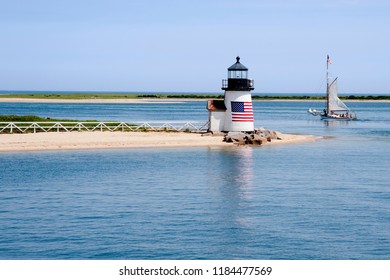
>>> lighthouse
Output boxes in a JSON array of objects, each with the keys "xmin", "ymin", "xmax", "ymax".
[{"xmin": 208, "ymin": 56, "xmax": 255, "ymax": 133}]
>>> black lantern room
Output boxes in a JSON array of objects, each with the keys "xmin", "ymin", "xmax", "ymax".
[{"xmin": 222, "ymin": 56, "xmax": 254, "ymax": 91}]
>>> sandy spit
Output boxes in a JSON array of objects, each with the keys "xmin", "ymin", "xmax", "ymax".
[{"xmin": 0, "ymin": 131, "xmax": 316, "ymax": 152}]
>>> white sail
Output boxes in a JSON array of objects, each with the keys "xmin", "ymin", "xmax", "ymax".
[{"xmin": 328, "ymin": 78, "xmax": 350, "ymax": 112}]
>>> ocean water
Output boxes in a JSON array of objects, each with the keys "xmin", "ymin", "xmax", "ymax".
[{"xmin": 0, "ymin": 100, "xmax": 389, "ymax": 259}]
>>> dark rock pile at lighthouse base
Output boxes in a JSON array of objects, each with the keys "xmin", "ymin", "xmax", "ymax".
[{"xmin": 223, "ymin": 128, "xmax": 284, "ymax": 145}]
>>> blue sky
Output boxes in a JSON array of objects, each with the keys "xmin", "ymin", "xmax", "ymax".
[{"xmin": 1, "ymin": 0, "xmax": 389, "ymax": 94}]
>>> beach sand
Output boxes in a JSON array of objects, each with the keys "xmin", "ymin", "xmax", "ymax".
[{"xmin": 0, "ymin": 131, "xmax": 316, "ymax": 152}]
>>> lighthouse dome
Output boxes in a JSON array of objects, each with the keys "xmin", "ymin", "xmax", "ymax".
[
  {"xmin": 222, "ymin": 56, "xmax": 254, "ymax": 90},
  {"xmin": 228, "ymin": 56, "xmax": 248, "ymax": 71}
]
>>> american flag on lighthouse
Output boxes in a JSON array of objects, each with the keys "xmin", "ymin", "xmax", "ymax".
[{"xmin": 231, "ymin": 101, "xmax": 254, "ymax": 122}]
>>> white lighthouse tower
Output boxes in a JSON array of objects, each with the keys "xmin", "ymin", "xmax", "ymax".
[{"xmin": 208, "ymin": 56, "xmax": 255, "ymax": 132}]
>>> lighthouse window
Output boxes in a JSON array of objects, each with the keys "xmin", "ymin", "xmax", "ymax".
[
  {"xmin": 228, "ymin": 70, "xmax": 239, "ymax": 78},
  {"xmin": 228, "ymin": 70, "xmax": 247, "ymax": 79}
]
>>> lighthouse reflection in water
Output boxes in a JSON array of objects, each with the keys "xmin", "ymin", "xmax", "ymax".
[{"xmin": 207, "ymin": 147, "xmax": 254, "ymax": 228}]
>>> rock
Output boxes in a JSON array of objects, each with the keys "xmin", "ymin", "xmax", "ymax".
[
  {"xmin": 224, "ymin": 132, "xmax": 248, "ymax": 144},
  {"xmin": 274, "ymin": 130, "xmax": 284, "ymax": 140},
  {"xmin": 224, "ymin": 129, "xmax": 282, "ymax": 145},
  {"xmin": 269, "ymin": 130, "xmax": 278, "ymax": 140},
  {"xmin": 250, "ymin": 134, "xmax": 267, "ymax": 145},
  {"xmin": 224, "ymin": 136, "xmax": 233, "ymax": 143}
]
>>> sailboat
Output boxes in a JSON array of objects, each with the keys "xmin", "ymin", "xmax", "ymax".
[{"xmin": 308, "ymin": 55, "xmax": 357, "ymax": 120}]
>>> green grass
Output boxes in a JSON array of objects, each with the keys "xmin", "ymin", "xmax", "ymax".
[
  {"xmin": 0, "ymin": 94, "xmax": 140, "ymax": 99},
  {"xmin": 0, "ymin": 115, "xmax": 98, "ymax": 122},
  {"xmin": 252, "ymin": 95, "xmax": 324, "ymax": 100},
  {"xmin": 0, "ymin": 93, "xmax": 389, "ymax": 100},
  {"xmin": 342, "ymin": 95, "xmax": 390, "ymax": 100},
  {"xmin": 0, "ymin": 93, "xmax": 225, "ymax": 99},
  {"xmin": 252, "ymin": 95, "xmax": 390, "ymax": 100}
]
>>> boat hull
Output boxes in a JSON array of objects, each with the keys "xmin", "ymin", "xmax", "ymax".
[
  {"xmin": 320, "ymin": 115, "xmax": 356, "ymax": 120},
  {"xmin": 308, "ymin": 108, "xmax": 357, "ymax": 120}
]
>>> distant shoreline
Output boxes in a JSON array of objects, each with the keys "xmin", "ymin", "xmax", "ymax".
[
  {"xmin": 0, "ymin": 97, "xmax": 389, "ymax": 104},
  {"xmin": 0, "ymin": 97, "xmax": 188, "ymax": 104},
  {"xmin": 0, "ymin": 93, "xmax": 390, "ymax": 102}
]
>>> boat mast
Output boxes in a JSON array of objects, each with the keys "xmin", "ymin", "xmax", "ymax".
[{"xmin": 326, "ymin": 55, "xmax": 330, "ymax": 114}]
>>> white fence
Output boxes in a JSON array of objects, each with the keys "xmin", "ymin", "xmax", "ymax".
[{"xmin": 0, "ymin": 121, "xmax": 210, "ymax": 134}]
